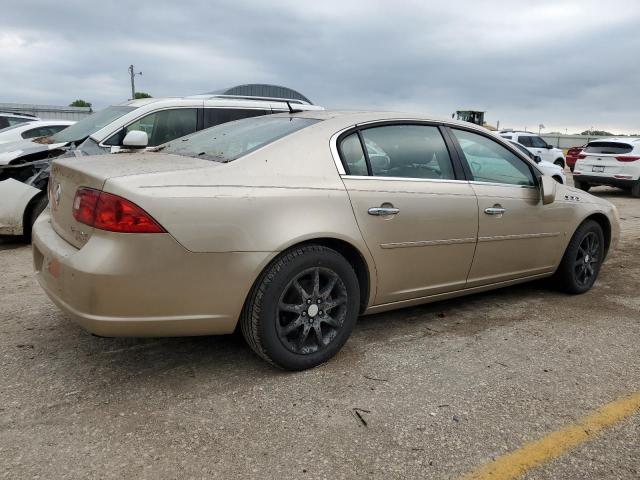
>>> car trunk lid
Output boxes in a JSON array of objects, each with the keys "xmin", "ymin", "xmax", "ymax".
[{"xmin": 48, "ymin": 152, "xmax": 217, "ymax": 248}]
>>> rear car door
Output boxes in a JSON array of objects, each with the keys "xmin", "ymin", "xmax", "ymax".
[
  {"xmin": 337, "ymin": 123, "xmax": 479, "ymax": 305},
  {"xmin": 449, "ymin": 128, "xmax": 566, "ymax": 286}
]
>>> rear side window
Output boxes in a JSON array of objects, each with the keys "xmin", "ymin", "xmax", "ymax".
[
  {"xmin": 452, "ymin": 129, "xmax": 535, "ymax": 186},
  {"xmin": 584, "ymin": 142, "xmax": 633, "ymax": 154},
  {"xmin": 355, "ymin": 124, "xmax": 456, "ymax": 180},
  {"xmin": 338, "ymin": 133, "xmax": 368, "ymax": 176},
  {"xmin": 204, "ymin": 108, "xmax": 267, "ymax": 128},
  {"xmin": 22, "ymin": 126, "xmax": 66, "ymax": 139}
]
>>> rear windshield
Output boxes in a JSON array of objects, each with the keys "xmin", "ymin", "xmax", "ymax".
[
  {"xmin": 50, "ymin": 106, "xmax": 137, "ymax": 144},
  {"xmin": 584, "ymin": 141, "xmax": 633, "ymax": 155},
  {"xmin": 162, "ymin": 116, "xmax": 320, "ymax": 162}
]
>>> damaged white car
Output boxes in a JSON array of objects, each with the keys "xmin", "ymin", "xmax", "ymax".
[{"xmin": 0, "ymin": 88, "xmax": 321, "ymax": 238}]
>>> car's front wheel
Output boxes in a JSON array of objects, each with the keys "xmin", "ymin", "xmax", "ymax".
[
  {"xmin": 554, "ymin": 220, "xmax": 605, "ymax": 294},
  {"xmin": 554, "ymin": 158, "xmax": 565, "ymax": 168},
  {"xmin": 241, "ymin": 244, "xmax": 360, "ymax": 370},
  {"xmin": 573, "ymin": 179, "xmax": 591, "ymax": 192}
]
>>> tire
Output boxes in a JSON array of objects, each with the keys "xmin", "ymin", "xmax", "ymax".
[
  {"xmin": 573, "ymin": 179, "xmax": 591, "ymax": 192},
  {"xmin": 554, "ymin": 220, "xmax": 605, "ymax": 294},
  {"xmin": 631, "ymin": 180, "xmax": 640, "ymax": 198},
  {"xmin": 22, "ymin": 194, "xmax": 48, "ymax": 242},
  {"xmin": 554, "ymin": 159, "xmax": 565, "ymax": 168},
  {"xmin": 240, "ymin": 244, "xmax": 360, "ymax": 370},
  {"xmin": 569, "ymin": 166, "xmax": 574, "ymax": 173}
]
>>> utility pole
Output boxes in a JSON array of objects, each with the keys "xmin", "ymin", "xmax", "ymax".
[{"xmin": 128, "ymin": 65, "xmax": 142, "ymax": 100}]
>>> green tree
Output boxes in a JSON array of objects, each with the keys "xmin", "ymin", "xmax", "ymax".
[
  {"xmin": 69, "ymin": 99, "xmax": 92, "ymax": 108},
  {"xmin": 134, "ymin": 92, "xmax": 152, "ymax": 99},
  {"xmin": 581, "ymin": 129, "xmax": 613, "ymax": 136}
]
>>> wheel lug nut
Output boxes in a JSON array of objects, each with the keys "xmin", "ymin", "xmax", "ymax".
[
  {"xmin": 307, "ymin": 299, "xmax": 311, "ymax": 304},
  {"xmin": 319, "ymin": 311, "xmax": 323, "ymax": 315},
  {"xmin": 317, "ymin": 299, "xmax": 321, "ymax": 304},
  {"xmin": 302, "ymin": 312, "xmax": 306, "ymax": 316}
]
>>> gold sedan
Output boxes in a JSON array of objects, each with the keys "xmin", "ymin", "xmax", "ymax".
[{"xmin": 32, "ymin": 112, "xmax": 620, "ymax": 370}]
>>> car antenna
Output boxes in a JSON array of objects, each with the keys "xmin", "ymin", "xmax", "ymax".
[{"xmin": 286, "ymin": 101, "xmax": 303, "ymax": 114}]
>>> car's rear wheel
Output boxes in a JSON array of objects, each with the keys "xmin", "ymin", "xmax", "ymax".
[
  {"xmin": 554, "ymin": 220, "xmax": 604, "ymax": 294},
  {"xmin": 573, "ymin": 179, "xmax": 591, "ymax": 192},
  {"xmin": 241, "ymin": 244, "xmax": 360, "ymax": 370},
  {"xmin": 630, "ymin": 180, "xmax": 640, "ymax": 198}
]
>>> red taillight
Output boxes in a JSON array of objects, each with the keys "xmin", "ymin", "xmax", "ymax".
[
  {"xmin": 615, "ymin": 155, "xmax": 640, "ymax": 162},
  {"xmin": 72, "ymin": 188, "xmax": 165, "ymax": 233}
]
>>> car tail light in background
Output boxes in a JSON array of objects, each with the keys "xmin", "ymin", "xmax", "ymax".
[
  {"xmin": 72, "ymin": 187, "xmax": 166, "ymax": 233},
  {"xmin": 615, "ymin": 155, "xmax": 640, "ymax": 162}
]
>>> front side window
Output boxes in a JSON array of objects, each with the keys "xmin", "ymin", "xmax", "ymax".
[
  {"xmin": 357, "ymin": 125, "xmax": 455, "ymax": 180},
  {"xmin": 517, "ymin": 136, "xmax": 532, "ymax": 147},
  {"xmin": 452, "ymin": 129, "xmax": 535, "ymax": 186},
  {"xmin": 22, "ymin": 126, "xmax": 65, "ymax": 139},
  {"xmin": 204, "ymin": 108, "xmax": 267, "ymax": 128},
  {"xmin": 529, "ymin": 136, "xmax": 548, "ymax": 148},
  {"xmin": 105, "ymin": 108, "xmax": 198, "ymax": 147},
  {"xmin": 163, "ymin": 116, "xmax": 320, "ymax": 162}
]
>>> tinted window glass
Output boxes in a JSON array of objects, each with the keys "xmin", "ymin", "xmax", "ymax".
[
  {"xmin": 22, "ymin": 127, "xmax": 50, "ymax": 139},
  {"xmin": 106, "ymin": 108, "xmax": 198, "ymax": 147},
  {"xmin": 204, "ymin": 108, "xmax": 267, "ymax": 128},
  {"xmin": 529, "ymin": 136, "xmax": 548, "ymax": 148},
  {"xmin": 584, "ymin": 142, "xmax": 633, "ymax": 154},
  {"xmin": 339, "ymin": 133, "xmax": 368, "ymax": 176},
  {"xmin": 509, "ymin": 141, "xmax": 534, "ymax": 159},
  {"xmin": 163, "ymin": 116, "xmax": 320, "ymax": 162},
  {"xmin": 8, "ymin": 117, "xmax": 32, "ymax": 126},
  {"xmin": 452, "ymin": 129, "xmax": 535, "ymax": 186},
  {"xmin": 359, "ymin": 125, "xmax": 455, "ymax": 180},
  {"xmin": 517, "ymin": 136, "xmax": 532, "ymax": 147}
]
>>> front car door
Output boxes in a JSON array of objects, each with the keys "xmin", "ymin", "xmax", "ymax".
[
  {"xmin": 448, "ymin": 128, "xmax": 566, "ymax": 286},
  {"xmin": 336, "ymin": 123, "xmax": 479, "ymax": 305}
]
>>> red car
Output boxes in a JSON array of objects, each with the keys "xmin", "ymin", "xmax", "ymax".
[{"xmin": 566, "ymin": 145, "xmax": 586, "ymax": 172}]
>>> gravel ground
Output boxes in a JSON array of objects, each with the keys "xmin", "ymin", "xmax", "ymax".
[{"xmin": 1, "ymin": 180, "xmax": 638, "ymax": 479}]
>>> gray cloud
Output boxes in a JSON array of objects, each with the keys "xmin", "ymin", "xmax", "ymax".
[{"xmin": 2, "ymin": 0, "xmax": 639, "ymax": 133}]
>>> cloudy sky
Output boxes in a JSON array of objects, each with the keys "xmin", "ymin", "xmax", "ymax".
[{"xmin": 2, "ymin": 0, "xmax": 640, "ymax": 133}]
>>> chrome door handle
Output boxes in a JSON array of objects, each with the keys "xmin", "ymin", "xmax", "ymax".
[
  {"xmin": 484, "ymin": 206, "xmax": 506, "ymax": 215},
  {"xmin": 368, "ymin": 207, "xmax": 400, "ymax": 216}
]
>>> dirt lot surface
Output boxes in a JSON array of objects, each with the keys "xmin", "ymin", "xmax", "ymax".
[{"xmin": 1, "ymin": 181, "xmax": 639, "ymax": 479}]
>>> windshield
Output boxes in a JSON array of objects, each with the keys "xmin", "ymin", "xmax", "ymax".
[
  {"xmin": 50, "ymin": 106, "xmax": 137, "ymax": 143},
  {"xmin": 163, "ymin": 116, "xmax": 320, "ymax": 162}
]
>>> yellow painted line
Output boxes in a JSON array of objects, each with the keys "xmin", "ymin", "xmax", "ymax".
[{"xmin": 460, "ymin": 392, "xmax": 640, "ymax": 480}]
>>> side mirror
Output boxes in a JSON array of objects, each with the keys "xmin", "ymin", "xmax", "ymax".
[
  {"xmin": 533, "ymin": 155, "xmax": 542, "ymax": 163},
  {"xmin": 540, "ymin": 175, "xmax": 557, "ymax": 205},
  {"xmin": 122, "ymin": 130, "xmax": 148, "ymax": 149}
]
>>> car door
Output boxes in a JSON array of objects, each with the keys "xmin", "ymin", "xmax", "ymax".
[
  {"xmin": 337, "ymin": 123, "xmax": 479, "ymax": 305},
  {"xmin": 449, "ymin": 128, "xmax": 566, "ymax": 286}
]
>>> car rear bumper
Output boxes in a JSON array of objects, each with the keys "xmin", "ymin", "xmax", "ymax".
[
  {"xmin": 573, "ymin": 174, "xmax": 638, "ymax": 189},
  {"xmin": 32, "ymin": 211, "xmax": 274, "ymax": 337}
]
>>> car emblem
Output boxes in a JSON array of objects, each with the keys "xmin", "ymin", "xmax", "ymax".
[{"xmin": 54, "ymin": 183, "xmax": 62, "ymax": 206}]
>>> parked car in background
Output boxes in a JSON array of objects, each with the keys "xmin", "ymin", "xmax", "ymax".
[
  {"xmin": 566, "ymin": 144, "xmax": 585, "ymax": 172},
  {"xmin": 0, "ymin": 111, "xmax": 40, "ymax": 129},
  {"xmin": 33, "ymin": 111, "xmax": 619, "ymax": 370},
  {"xmin": 507, "ymin": 140, "xmax": 566, "ymax": 184},
  {"xmin": 0, "ymin": 120, "xmax": 74, "ymax": 145},
  {"xmin": 573, "ymin": 137, "xmax": 640, "ymax": 197},
  {"xmin": 0, "ymin": 86, "xmax": 322, "ymax": 237},
  {"xmin": 499, "ymin": 130, "xmax": 566, "ymax": 168}
]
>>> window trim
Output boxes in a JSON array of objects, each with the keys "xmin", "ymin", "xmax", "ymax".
[
  {"xmin": 445, "ymin": 125, "xmax": 541, "ymax": 189},
  {"xmin": 334, "ymin": 120, "xmax": 467, "ymax": 181}
]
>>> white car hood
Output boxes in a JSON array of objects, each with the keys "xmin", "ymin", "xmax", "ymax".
[{"xmin": 0, "ymin": 140, "xmax": 67, "ymax": 166}]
